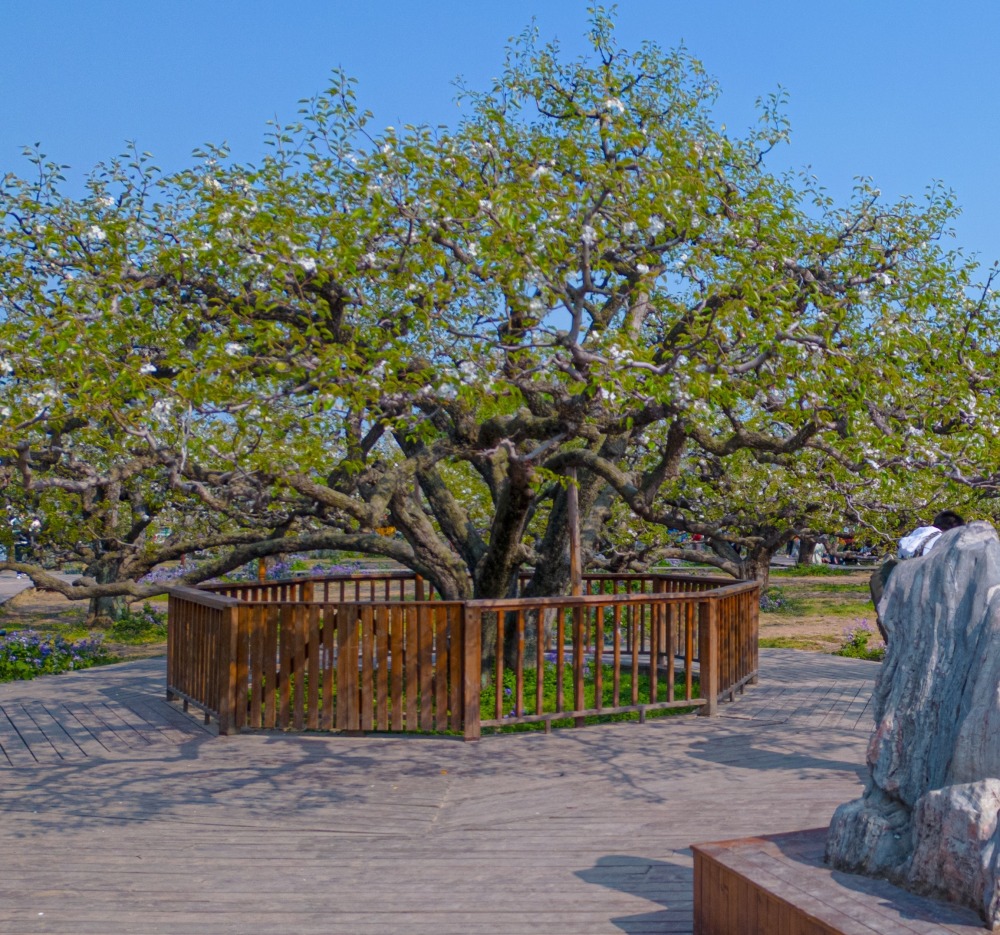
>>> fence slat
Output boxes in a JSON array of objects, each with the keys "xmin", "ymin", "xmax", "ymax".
[
  {"xmin": 419, "ymin": 605, "xmax": 434, "ymax": 732},
  {"xmin": 360, "ymin": 605, "xmax": 375, "ymax": 732},
  {"xmin": 376, "ymin": 605, "xmax": 389, "ymax": 731},
  {"xmin": 434, "ymin": 607, "xmax": 449, "ymax": 731},
  {"xmin": 321, "ymin": 605, "xmax": 335, "ymax": 730},
  {"xmin": 264, "ymin": 605, "xmax": 279, "ymax": 729},
  {"xmin": 391, "ymin": 606, "xmax": 404, "ymax": 731}
]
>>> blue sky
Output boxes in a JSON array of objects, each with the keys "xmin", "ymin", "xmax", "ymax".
[{"xmin": 4, "ymin": 1, "xmax": 999, "ymax": 266}]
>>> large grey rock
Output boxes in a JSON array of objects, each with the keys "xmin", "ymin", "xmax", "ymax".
[
  {"xmin": 826, "ymin": 521, "xmax": 1000, "ymax": 926},
  {"xmin": 907, "ymin": 780, "xmax": 1000, "ymax": 923}
]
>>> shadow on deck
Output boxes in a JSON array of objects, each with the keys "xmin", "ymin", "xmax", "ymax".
[{"xmin": 0, "ymin": 648, "xmax": 879, "ymax": 934}]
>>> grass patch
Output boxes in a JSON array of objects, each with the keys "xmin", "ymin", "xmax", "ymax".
[
  {"xmin": 772, "ymin": 564, "xmax": 866, "ymax": 577},
  {"xmin": 805, "ymin": 582, "xmax": 874, "ymax": 594},
  {"xmin": 480, "ymin": 660, "xmax": 698, "ymax": 733},
  {"xmin": 759, "ymin": 636, "xmax": 829, "ymax": 651},
  {"xmin": 790, "ymin": 599, "xmax": 873, "ymax": 618},
  {"xmin": 107, "ymin": 603, "xmax": 168, "ymax": 644}
]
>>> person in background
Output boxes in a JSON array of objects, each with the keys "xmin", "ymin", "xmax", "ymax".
[
  {"xmin": 870, "ymin": 510, "xmax": 966, "ymax": 641},
  {"xmin": 897, "ymin": 510, "xmax": 965, "ymax": 559}
]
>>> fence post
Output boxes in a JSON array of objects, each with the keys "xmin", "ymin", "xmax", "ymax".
[
  {"xmin": 166, "ymin": 594, "xmax": 176, "ymax": 701},
  {"xmin": 302, "ymin": 579, "xmax": 315, "ymax": 603},
  {"xmin": 463, "ymin": 605, "xmax": 481, "ymax": 741},
  {"xmin": 698, "ymin": 598, "xmax": 719, "ymax": 716},
  {"xmin": 217, "ymin": 604, "xmax": 239, "ymax": 735}
]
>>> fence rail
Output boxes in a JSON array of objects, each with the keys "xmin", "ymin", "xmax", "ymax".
[{"xmin": 169, "ymin": 572, "xmax": 758, "ymax": 739}]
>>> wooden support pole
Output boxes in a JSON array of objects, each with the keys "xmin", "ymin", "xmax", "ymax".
[
  {"xmin": 463, "ymin": 606, "xmax": 482, "ymax": 741},
  {"xmin": 567, "ymin": 467, "xmax": 582, "ymax": 598}
]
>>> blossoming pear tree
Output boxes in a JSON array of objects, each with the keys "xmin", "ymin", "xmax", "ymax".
[{"xmin": 0, "ymin": 8, "xmax": 995, "ymax": 615}]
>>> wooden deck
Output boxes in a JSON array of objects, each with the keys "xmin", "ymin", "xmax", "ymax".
[{"xmin": 0, "ymin": 648, "xmax": 879, "ymax": 934}]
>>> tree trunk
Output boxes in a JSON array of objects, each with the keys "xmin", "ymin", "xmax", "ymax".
[
  {"xmin": 85, "ymin": 558, "xmax": 128, "ymax": 626},
  {"xmin": 737, "ymin": 547, "xmax": 773, "ymax": 590},
  {"xmin": 797, "ymin": 535, "xmax": 819, "ymax": 567}
]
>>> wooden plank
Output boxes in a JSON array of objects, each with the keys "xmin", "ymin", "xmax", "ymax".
[
  {"xmin": 514, "ymin": 609, "xmax": 525, "ymax": 719},
  {"xmin": 463, "ymin": 604, "xmax": 481, "ymax": 740},
  {"xmin": 699, "ymin": 598, "xmax": 720, "ymax": 716},
  {"xmin": 307, "ymin": 604, "xmax": 320, "ymax": 731},
  {"xmin": 360, "ymin": 605, "xmax": 375, "ymax": 732},
  {"xmin": 630, "ymin": 603, "xmax": 639, "ymax": 705},
  {"xmin": 293, "ymin": 605, "xmax": 306, "ymax": 732},
  {"xmin": 434, "ymin": 606, "xmax": 449, "ymax": 731},
  {"xmin": 278, "ymin": 604, "xmax": 293, "ymax": 729},
  {"xmin": 249, "ymin": 605, "xmax": 264, "ymax": 729},
  {"xmin": 419, "ymin": 605, "xmax": 434, "ymax": 732},
  {"xmin": 535, "ymin": 608, "xmax": 545, "ymax": 717},
  {"xmin": 335, "ymin": 604, "xmax": 350, "ymax": 730},
  {"xmin": 612, "ymin": 603, "xmax": 622, "ymax": 708},
  {"xmin": 263, "ymin": 605, "xmax": 279, "ymax": 729},
  {"xmin": 448, "ymin": 606, "xmax": 462, "ymax": 733},
  {"xmin": 573, "ymin": 605, "xmax": 585, "ymax": 727},
  {"xmin": 495, "ymin": 611, "xmax": 504, "ymax": 722},
  {"xmin": 594, "ymin": 605, "xmax": 604, "ymax": 711},
  {"xmin": 235, "ymin": 605, "xmax": 250, "ymax": 730},
  {"xmin": 404, "ymin": 606, "xmax": 419, "ymax": 730},
  {"xmin": 555, "ymin": 610, "xmax": 565, "ymax": 713},
  {"xmin": 649, "ymin": 600, "xmax": 659, "ymax": 705},
  {"xmin": 321, "ymin": 604, "xmax": 335, "ymax": 730},
  {"xmin": 390, "ymin": 605, "xmax": 404, "ymax": 732},
  {"xmin": 376, "ymin": 605, "xmax": 389, "ymax": 732}
]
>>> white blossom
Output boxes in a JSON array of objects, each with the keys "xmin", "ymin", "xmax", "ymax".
[
  {"xmin": 603, "ymin": 97, "xmax": 625, "ymax": 114},
  {"xmin": 85, "ymin": 225, "xmax": 107, "ymax": 244},
  {"xmin": 622, "ymin": 221, "xmax": 638, "ymax": 236},
  {"xmin": 298, "ymin": 257, "xmax": 317, "ymax": 274},
  {"xmin": 647, "ymin": 217, "xmax": 665, "ymax": 237},
  {"xmin": 530, "ymin": 165, "xmax": 550, "ymax": 181},
  {"xmin": 581, "ymin": 225, "xmax": 598, "ymax": 247},
  {"xmin": 0, "ymin": 358, "xmax": 12, "ymax": 376},
  {"xmin": 139, "ymin": 362, "xmax": 156, "ymax": 375},
  {"xmin": 636, "ymin": 263, "xmax": 649, "ymax": 275},
  {"xmin": 224, "ymin": 343, "xmax": 244, "ymax": 357}
]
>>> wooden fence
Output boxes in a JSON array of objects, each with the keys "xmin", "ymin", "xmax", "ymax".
[{"xmin": 168, "ymin": 572, "xmax": 758, "ymax": 739}]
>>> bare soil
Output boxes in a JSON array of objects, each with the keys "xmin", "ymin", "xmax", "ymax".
[
  {"xmin": 761, "ymin": 569, "xmax": 876, "ymax": 652},
  {"xmin": 0, "ymin": 588, "xmax": 168, "ymax": 660}
]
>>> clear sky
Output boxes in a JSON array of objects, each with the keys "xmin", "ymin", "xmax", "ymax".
[{"xmin": 4, "ymin": 1, "xmax": 999, "ymax": 267}]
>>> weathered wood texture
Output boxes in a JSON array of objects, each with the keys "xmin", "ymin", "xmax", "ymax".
[
  {"xmin": 169, "ymin": 573, "xmax": 759, "ymax": 738},
  {"xmin": 0, "ymin": 649, "xmax": 876, "ymax": 935},
  {"xmin": 693, "ymin": 828, "xmax": 985, "ymax": 934}
]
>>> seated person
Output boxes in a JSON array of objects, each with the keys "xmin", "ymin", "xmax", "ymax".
[
  {"xmin": 897, "ymin": 510, "xmax": 965, "ymax": 559},
  {"xmin": 870, "ymin": 510, "xmax": 965, "ymax": 641}
]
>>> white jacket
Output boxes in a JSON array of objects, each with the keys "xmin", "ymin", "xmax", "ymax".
[{"xmin": 898, "ymin": 526, "xmax": 941, "ymax": 559}]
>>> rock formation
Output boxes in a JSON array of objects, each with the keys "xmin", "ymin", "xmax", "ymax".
[{"xmin": 826, "ymin": 521, "xmax": 1000, "ymax": 927}]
